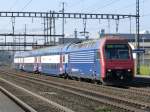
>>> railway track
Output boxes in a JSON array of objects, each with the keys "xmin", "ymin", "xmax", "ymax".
[
  {"xmin": 6, "ymin": 68, "xmax": 150, "ymax": 102},
  {"xmin": 0, "ymin": 77, "xmax": 76, "ymax": 112},
  {"xmin": 0, "ymin": 70, "xmax": 116, "ymax": 112},
  {"xmin": 0, "ymin": 85, "xmax": 37, "ymax": 112},
  {"xmin": 0, "ymin": 78, "xmax": 74, "ymax": 112},
  {"xmin": 9, "ymin": 69, "xmax": 150, "ymax": 100},
  {"xmin": 0, "ymin": 69, "xmax": 150, "ymax": 112},
  {"xmin": 6, "ymin": 68, "xmax": 150, "ymax": 97}
]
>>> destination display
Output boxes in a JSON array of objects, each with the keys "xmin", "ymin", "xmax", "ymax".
[{"xmin": 105, "ymin": 44, "xmax": 128, "ymax": 49}]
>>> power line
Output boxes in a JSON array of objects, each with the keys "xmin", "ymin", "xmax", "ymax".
[
  {"xmin": 86, "ymin": 0, "xmax": 122, "ymax": 13},
  {"xmin": 80, "ymin": 0, "xmax": 109, "ymax": 13},
  {"xmin": 100, "ymin": 0, "xmax": 121, "ymax": 9},
  {"xmin": 68, "ymin": 0, "xmax": 85, "ymax": 9},
  {"xmin": 61, "ymin": 2, "xmax": 65, "ymax": 44},
  {"xmin": 9, "ymin": 0, "xmax": 20, "ymax": 11},
  {"xmin": 116, "ymin": 2, "xmax": 136, "ymax": 12},
  {"xmin": 111, "ymin": 0, "xmax": 149, "ymax": 15},
  {"xmin": 21, "ymin": 0, "xmax": 33, "ymax": 11},
  {"xmin": 141, "ymin": 13, "xmax": 150, "ymax": 17},
  {"xmin": 2, "ymin": 0, "xmax": 19, "ymax": 35},
  {"xmin": 140, "ymin": 0, "xmax": 150, "ymax": 17}
]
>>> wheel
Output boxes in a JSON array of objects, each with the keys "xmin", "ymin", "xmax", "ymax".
[{"xmin": 64, "ymin": 73, "xmax": 68, "ymax": 79}]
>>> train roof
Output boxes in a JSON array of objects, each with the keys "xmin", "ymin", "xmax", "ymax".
[
  {"xmin": 14, "ymin": 43, "xmax": 70, "ymax": 57},
  {"xmin": 67, "ymin": 36, "xmax": 128, "ymax": 52},
  {"xmin": 67, "ymin": 39, "xmax": 99, "ymax": 52},
  {"xmin": 103, "ymin": 36, "xmax": 128, "ymax": 43},
  {"xmin": 14, "ymin": 36, "xmax": 128, "ymax": 57}
]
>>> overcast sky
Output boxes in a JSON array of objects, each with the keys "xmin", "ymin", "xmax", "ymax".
[{"xmin": 0, "ymin": 0, "xmax": 149, "ymax": 40}]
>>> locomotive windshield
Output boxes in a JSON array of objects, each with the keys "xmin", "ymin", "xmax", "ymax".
[{"xmin": 105, "ymin": 44, "xmax": 130, "ymax": 59}]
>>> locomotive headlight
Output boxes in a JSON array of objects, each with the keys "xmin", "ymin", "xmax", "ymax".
[
  {"xmin": 128, "ymin": 69, "xmax": 131, "ymax": 72},
  {"xmin": 107, "ymin": 69, "xmax": 111, "ymax": 72}
]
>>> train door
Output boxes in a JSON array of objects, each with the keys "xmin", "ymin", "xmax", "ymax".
[
  {"xmin": 95, "ymin": 49, "xmax": 101, "ymax": 80},
  {"xmin": 64, "ymin": 54, "xmax": 68, "ymax": 74},
  {"xmin": 60, "ymin": 54, "xmax": 63, "ymax": 74},
  {"xmin": 22, "ymin": 57, "xmax": 24, "ymax": 70},
  {"xmin": 20, "ymin": 58, "xmax": 24, "ymax": 70},
  {"xmin": 33, "ymin": 57, "xmax": 38, "ymax": 72},
  {"xmin": 38, "ymin": 56, "xmax": 41, "ymax": 72},
  {"xmin": 19, "ymin": 58, "xmax": 22, "ymax": 70},
  {"xmin": 59, "ymin": 47, "xmax": 63, "ymax": 75},
  {"xmin": 60, "ymin": 53, "xmax": 68, "ymax": 77}
]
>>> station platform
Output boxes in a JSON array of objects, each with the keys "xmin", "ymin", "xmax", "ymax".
[
  {"xmin": 0, "ymin": 91, "xmax": 25, "ymax": 112},
  {"xmin": 136, "ymin": 75, "xmax": 150, "ymax": 78}
]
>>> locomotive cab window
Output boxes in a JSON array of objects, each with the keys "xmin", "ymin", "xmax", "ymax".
[{"xmin": 105, "ymin": 44, "xmax": 130, "ymax": 59}]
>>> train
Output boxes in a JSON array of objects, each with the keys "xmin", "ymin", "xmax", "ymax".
[{"xmin": 14, "ymin": 36, "xmax": 135, "ymax": 85}]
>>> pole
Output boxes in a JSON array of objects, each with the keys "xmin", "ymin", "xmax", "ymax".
[
  {"xmin": 130, "ymin": 17, "xmax": 132, "ymax": 34},
  {"xmin": 115, "ymin": 19, "xmax": 119, "ymax": 33},
  {"xmin": 108, "ymin": 19, "xmax": 110, "ymax": 34},
  {"xmin": 5, "ymin": 36, "xmax": 6, "ymax": 46},
  {"xmin": 24, "ymin": 24, "xmax": 26, "ymax": 50},
  {"xmin": 136, "ymin": 0, "xmax": 140, "ymax": 74},
  {"xmin": 43, "ymin": 17, "xmax": 46, "ymax": 45},
  {"xmin": 142, "ymin": 37, "xmax": 144, "ymax": 65},
  {"xmin": 62, "ymin": 2, "xmax": 65, "ymax": 44},
  {"xmin": 46, "ymin": 13, "xmax": 49, "ymax": 44},
  {"xmin": 12, "ymin": 17, "xmax": 15, "ymax": 51},
  {"xmin": 49, "ymin": 11, "xmax": 52, "ymax": 45},
  {"xmin": 74, "ymin": 28, "xmax": 77, "ymax": 38},
  {"xmin": 53, "ymin": 14, "xmax": 56, "ymax": 45}
]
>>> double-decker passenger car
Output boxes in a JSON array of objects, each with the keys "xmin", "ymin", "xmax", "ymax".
[{"xmin": 14, "ymin": 36, "xmax": 134, "ymax": 84}]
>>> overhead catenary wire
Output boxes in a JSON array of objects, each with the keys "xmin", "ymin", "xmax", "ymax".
[
  {"xmin": 100, "ymin": 0, "xmax": 121, "ymax": 9},
  {"xmin": 21, "ymin": 0, "xmax": 33, "ymax": 11},
  {"xmin": 67, "ymin": 0, "xmax": 85, "ymax": 10},
  {"xmin": 9, "ymin": 0, "xmax": 20, "ymax": 11},
  {"xmin": 113, "ymin": 0, "xmax": 149, "ymax": 14},
  {"xmin": 113, "ymin": 2, "xmax": 136, "ymax": 13},
  {"xmin": 141, "ymin": 13, "xmax": 150, "ymax": 17},
  {"xmin": 107, "ymin": 0, "xmax": 148, "ymax": 12},
  {"xmin": 140, "ymin": 0, "xmax": 150, "ymax": 17},
  {"xmin": 0, "ymin": 0, "xmax": 148, "ymax": 42},
  {"xmin": 88, "ymin": 0, "xmax": 122, "ymax": 13},
  {"xmin": 2, "ymin": 0, "xmax": 19, "ymax": 33}
]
